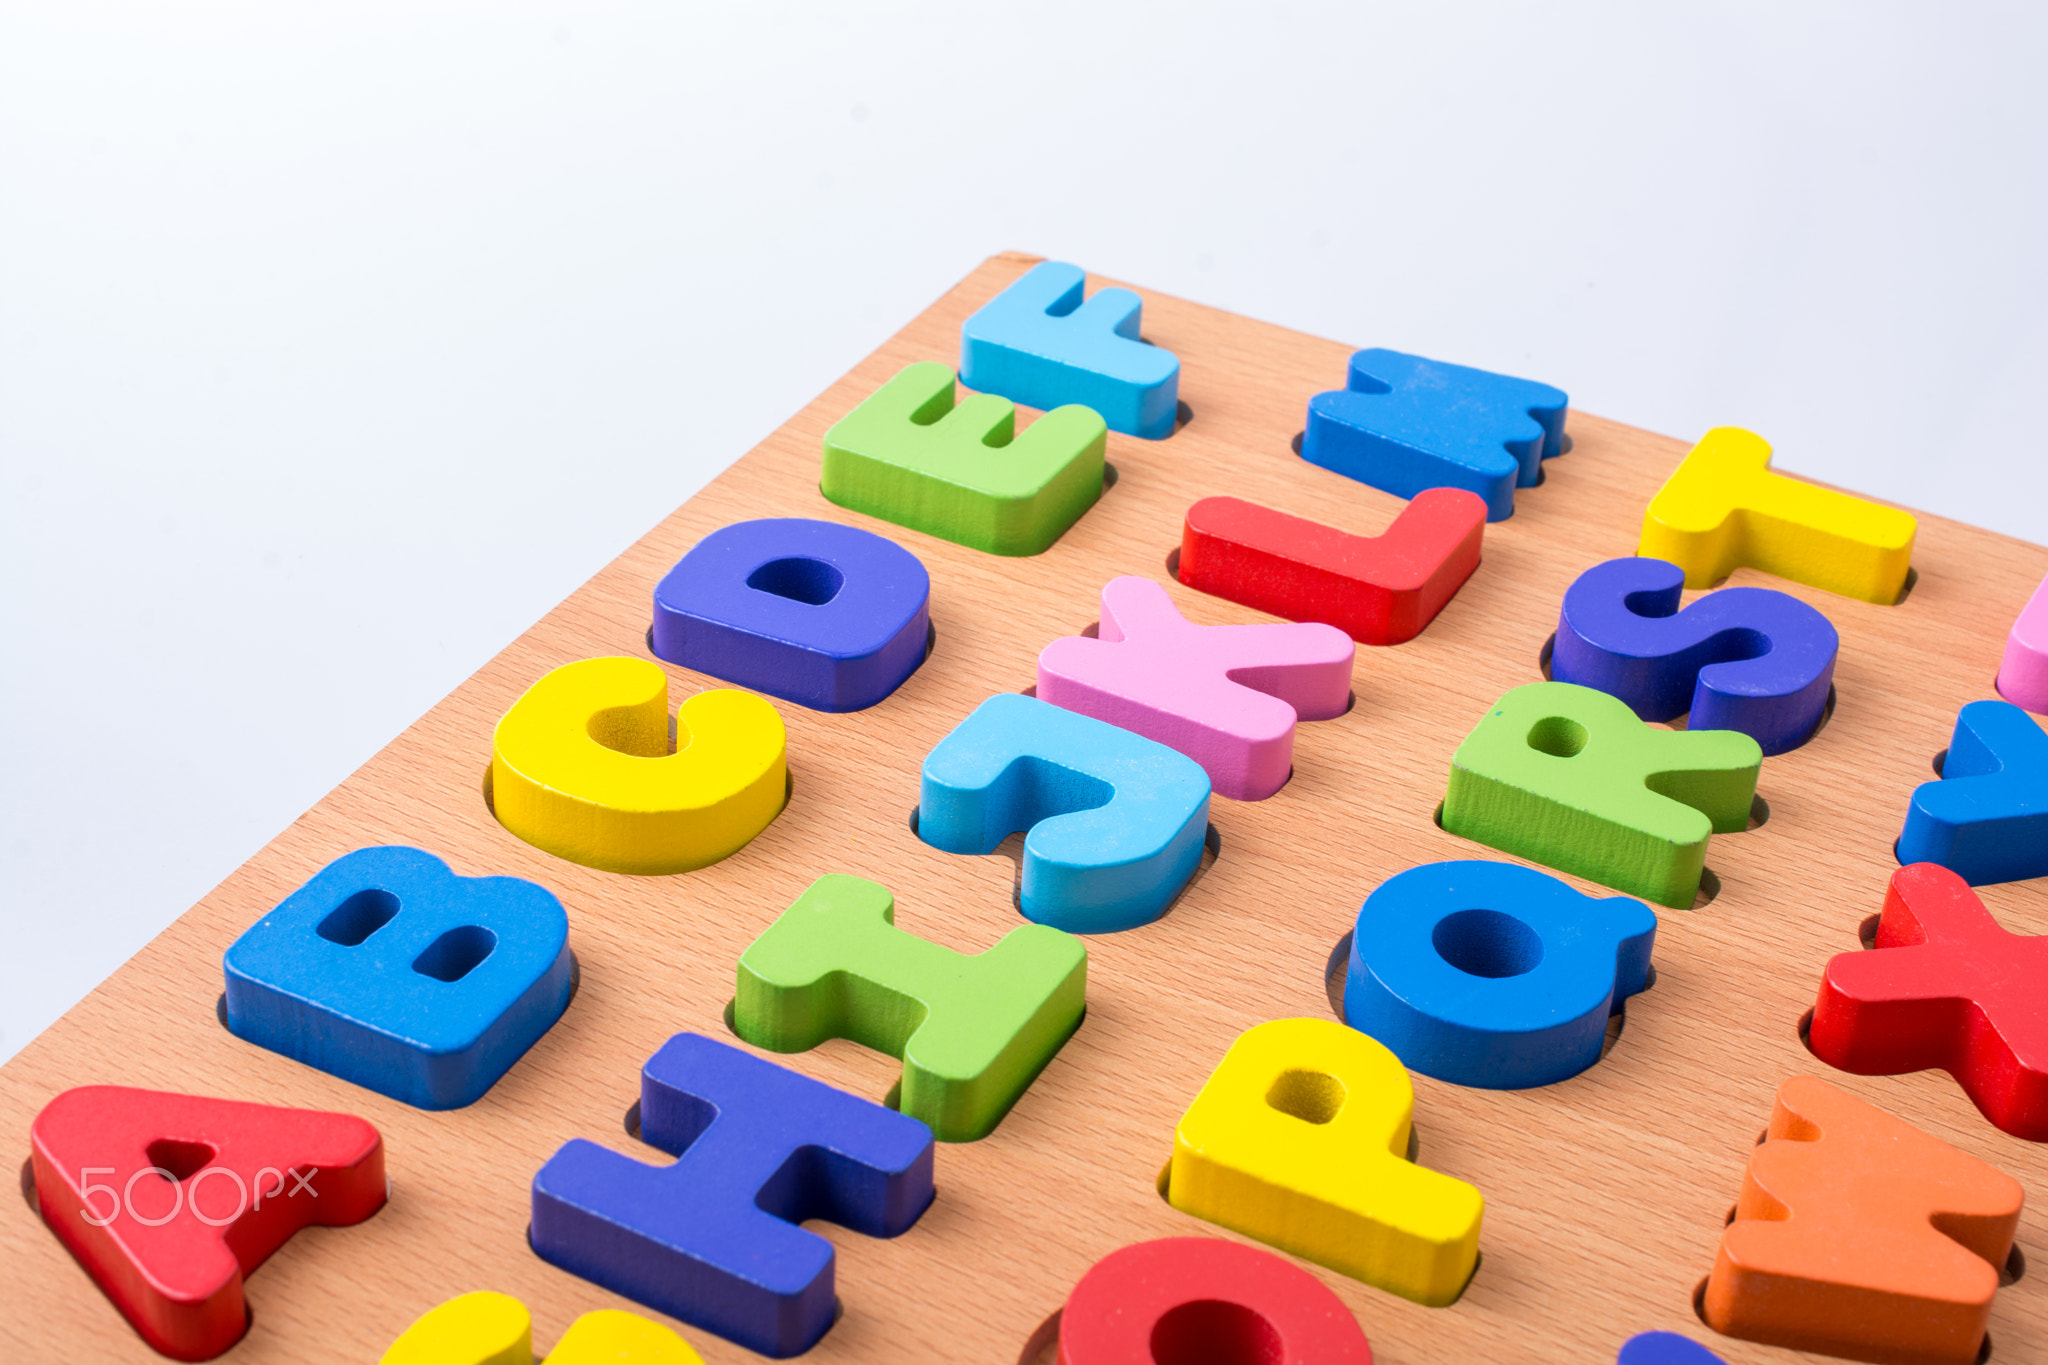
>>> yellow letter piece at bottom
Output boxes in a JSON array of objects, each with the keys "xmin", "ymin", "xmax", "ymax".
[
  {"xmin": 380, "ymin": 1291, "xmax": 707, "ymax": 1365},
  {"xmin": 491, "ymin": 656, "xmax": 788, "ymax": 875},
  {"xmin": 1167, "ymin": 1017, "xmax": 1484, "ymax": 1306}
]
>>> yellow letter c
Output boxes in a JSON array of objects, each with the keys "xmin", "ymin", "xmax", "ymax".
[{"xmin": 490, "ymin": 656, "xmax": 787, "ymax": 875}]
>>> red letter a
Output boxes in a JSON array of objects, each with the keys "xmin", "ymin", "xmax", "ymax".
[{"xmin": 30, "ymin": 1085, "xmax": 387, "ymax": 1360}]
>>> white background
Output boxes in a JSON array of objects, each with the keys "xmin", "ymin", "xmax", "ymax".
[{"xmin": 3, "ymin": 2, "xmax": 2044, "ymax": 1063}]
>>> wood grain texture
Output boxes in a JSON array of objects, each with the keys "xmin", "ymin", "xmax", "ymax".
[{"xmin": 4, "ymin": 253, "xmax": 2046, "ymax": 1365}]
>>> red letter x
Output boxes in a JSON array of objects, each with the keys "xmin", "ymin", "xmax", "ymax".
[{"xmin": 1809, "ymin": 862, "xmax": 2048, "ymax": 1140}]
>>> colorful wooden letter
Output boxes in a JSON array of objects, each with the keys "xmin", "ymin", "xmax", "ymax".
[
  {"xmin": 1300, "ymin": 348, "xmax": 1568, "ymax": 522},
  {"xmin": 1701, "ymin": 1076, "xmax": 2022, "ymax": 1365},
  {"xmin": 1038, "ymin": 577, "xmax": 1353, "ymax": 800},
  {"xmin": 380, "ymin": 1292, "xmax": 706, "ymax": 1365},
  {"xmin": 31, "ymin": 1085, "xmax": 386, "ymax": 1361},
  {"xmin": 1897, "ymin": 699, "xmax": 2048, "ymax": 885},
  {"xmin": 959, "ymin": 260, "xmax": 1180, "ymax": 440},
  {"xmin": 491, "ymin": 656, "xmax": 786, "ymax": 875},
  {"xmin": 1617, "ymin": 1334, "xmax": 1729, "ymax": 1365},
  {"xmin": 1996, "ymin": 572, "xmax": 2048, "ymax": 713},
  {"xmin": 1056, "ymin": 1237, "xmax": 1374, "ymax": 1365},
  {"xmin": 1343, "ymin": 860, "xmax": 1656, "ymax": 1089},
  {"xmin": 1167, "ymin": 1017, "xmax": 1483, "ymax": 1306},
  {"xmin": 917, "ymin": 693, "xmax": 1211, "ymax": 932},
  {"xmin": 733, "ymin": 873, "xmax": 1086, "ymax": 1142},
  {"xmin": 650, "ymin": 517, "xmax": 930, "ymax": 712},
  {"xmin": 1442, "ymin": 682, "xmax": 1761, "ymax": 909},
  {"xmin": 1552, "ymin": 557, "xmax": 1839, "ymax": 755},
  {"xmin": 820, "ymin": 360, "xmax": 1106, "ymax": 556},
  {"xmin": 530, "ymin": 1032, "xmax": 934, "ymax": 1359},
  {"xmin": 1638, "ymin": 427, "xmax": 1917, "ymax": 604},
  {"xmin": 1177, "ymin": 491, "xmax": 1486, "ymax": 645},
  {"xmin": 1809, "ymin": 862, "xmax": 2048, "ymax": 1141},
  {"xmin": 223, "ymin": 846, "xmax": 573, "ymax": 1110}
]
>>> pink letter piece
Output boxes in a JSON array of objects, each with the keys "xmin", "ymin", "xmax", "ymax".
[
  {"xmin": 1037, "ymin": 576, "xmax": 1354, "ymax": 800},
  {"xmin": 1997, "ymin": 573, "xmax": 2048, "ymax": 715}
]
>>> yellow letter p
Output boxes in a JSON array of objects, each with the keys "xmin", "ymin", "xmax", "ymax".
[{"xmin": 1167, "ymin": 1017, "xmax": 1483, "ymax": 1306}]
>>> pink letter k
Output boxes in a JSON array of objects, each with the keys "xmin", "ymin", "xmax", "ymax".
[{"xmin": 1037, "ymin": 577, "xmax": 1354, "ymax": 800}]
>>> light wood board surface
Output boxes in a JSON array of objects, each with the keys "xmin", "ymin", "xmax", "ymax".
[{"xmin": 6, "ymin": 253, "xmax": 2047, "ymax": 1365}]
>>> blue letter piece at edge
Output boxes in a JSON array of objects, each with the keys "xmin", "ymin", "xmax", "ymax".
[
  {"xmin": 530, "ymin": 1031, "xmax": 935, "ymax": 1359},
  {"xmin": 917, "ymin": 692, "xmax": 1211, "ymax": 934},
  {"xmin": 652, "ymin": 517, "xmax": 931, "ymax": 713},
  {"xmin": 1898, "ymin": 699, "xmax": 2048, "ymax": 885},
  {"xmin": 960, "ymin": 260, "xmax": 1180, "ymax": 440},
  {"xmin": 223, "ymin": 845, "xmax": 573, "ymax": 1110},
  {"xmin": 1617, "ymin": 1332, "xmax": 1730, "ymax": 1365},
  {"xmin": 1342, "ymin": 859, "xmax": 1655, "ymax": 1089}
]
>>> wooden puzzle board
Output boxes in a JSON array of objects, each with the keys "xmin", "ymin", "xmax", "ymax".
[{"xmin": 6, "ymin": 253, "xmax": 2047, "ymax": 1365}]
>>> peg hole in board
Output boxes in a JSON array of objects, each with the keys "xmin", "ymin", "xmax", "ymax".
[
  {"xmin": 1858, "ymin": 913, "xmax": 1882, "ymax": 949},
  {"xmin": 1805, "ymin": 684, "xmax": 1838, "ymax": 742},
  {"xmin": 142, "ymin": 1139, "xmax": 214, "ymax": 1185},
  {"xmin": 1016, "ymin": 1309, "xmax": 1062, "ymax": 1365},
  {"xmin": 1746, "ymin": 795, "xmax": 1770, "ymax": 831},
  {"xmin": 412, "ymin": 926, "xmax": 497, "ymax": 983},
  {"xmin": 19, "ymin": 1158, "xmax": 34, "ymax": 1214},
  {"xmin": 1796, "ymin": 1007, "xmax": 1817, "ymax": 1056},
  {"xmin": 1151, "ymin": 824, "xmax": 1224, "ymax": 920},
  {"xmin": 1895, "ymin": 566, "xmax": 1920, "ymax": 606},
  {"xmin": 1724, "ymin": 1203, "xmax": 1737, "ymax": 1226},
  {"xmin": 1526, "ymin": 715, "xmax": 1589, "ymax": 758},
  {"xmin": 318, "ymin": 889, "xmax": 400, "ymax": 947},
  {"xmin": 1101, "ymin": 462, "xmax": 1120, "ymax": 494},
  {"xmin": 2003, "ymin": 1244, "xmax": 2027, "ymax": 1287},
  {"xmin": 1934, "ymin": 747, "xmax": 1948, "ymax": 778},
  {"xmin": 1176, "ymin": 400, "xmax": 1195, "ymax": 431},
  {"xmin": 1265, "ymin": 1069, "xmax": 1346, "ymax": 1125},
  {"xmin": 747, "ymin": 557, "xmax": 844, "ymax": 606},
  {"xmin": 1538, "ymin": 633, "xmax": 1555, "ymax": 680},
  {"xmin": 1151, "ymin": 1301, "xmax": 1285, "ymax": 1365},
  {"xmin": 1692, "ymin": 868, "xmax": 1721, "ymax": 909},
  {"xmin": 1290, "ymin": 430, "xmax": 1304, "ymax": 456},
  {"xmin": 1165, "ymin": 546, "xmax": 1182, "ymax": 581}
]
